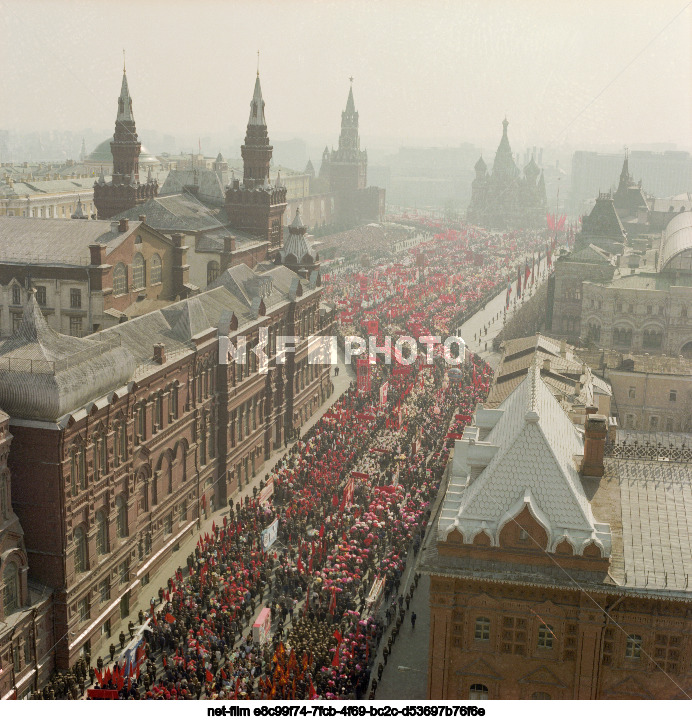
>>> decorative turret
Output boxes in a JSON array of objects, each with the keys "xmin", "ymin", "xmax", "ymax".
[
  {"xmin": 225, "ymin": 69, "xmax": 287, "ymax": 249},
  {"xmin": 474, "ymin": 155, "xmax": 487, "ymax": 178},
  {"xmin": 93, "ymin": 62, "xmax": 158, "ymax": 219},
  {"xmin": 279, "ymin": 207, "xmax": 320, "ymax": 277},
  {"xmin": 524, "ymin": 154, "xmax": 540, "ymax": 183}
]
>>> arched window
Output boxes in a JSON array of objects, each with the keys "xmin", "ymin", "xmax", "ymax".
[
  {"xmin": 74, "ymin": 526, "xmax": 87, "ymax": 574},
  {"xmin": 71, "ymin": 444, "xmax": 86, "ymax": 494},
  {"xmin": 150, "ymin": 253, "xmax": 162, "ymax": 284},
  {"xmin": 474, "ymin": 617, "xmax": 491, "ymax": 641},
  {"xmin": 588, "ymin": 323, "xmax": 601, "ymax": 343},
  {"xmin": 2, "ymin": 561, "xmax": 20, "ymax": 616},
  {"xmin": 113, "ymin": 263, "xmax": 128, "ymax": 295},
  {"xmin": 95, "ymin": 510, "xmax": 108, "ymax": 556},
  {"xmin": 94, "ymin": 434, "xmax": 107, "ymax": 480},
  {"xmin": 469, "ymin": 684, "xmax": 488, "ymax": 700},
  {"xmin": 207, "ymin": 260, "xmax": 220, "ymax": 286},
  {"xmin": 116, "ymin": 495, "xmax": 128, "ymax": 538},
  {"xmin": 132, "ymin": 253, "xmax": 146, "ymax": 289}
]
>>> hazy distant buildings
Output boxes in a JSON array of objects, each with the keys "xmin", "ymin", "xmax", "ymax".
[
  {"xmin": 318, "ymin": 82, "xmax": 385, "ymax": 227},
  {"xmin": 570, "ymin": 149, "xmax": 692, "ymax": 214},
  {"xmin": 467, "ymin": 119, "xmax": 547, "ymax": 230}
]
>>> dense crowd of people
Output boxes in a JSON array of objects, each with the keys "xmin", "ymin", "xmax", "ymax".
[{"xmin": 37, "ymin": 218, "xmax": 521, "ymax": 701}]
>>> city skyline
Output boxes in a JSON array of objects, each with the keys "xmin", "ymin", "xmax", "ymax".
[{"xmin": 0, "ymin": 0, "xmax": 690, "ymax": 153}]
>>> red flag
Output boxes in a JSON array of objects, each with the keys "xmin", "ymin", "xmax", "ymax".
[
  {"xmin": 309, "ymin": 678, "xmax": 317, "ymax": 699},
  {"xmin": 329, "ymin": 587, "xmax": 337, "ymax": 616},
  {"xmin": 333, "ymin": 629, "xmax": 342, "ymax": 644},
  {"xmin": 297, "ymin": 555, "xmax": 304, "ymax": 574},
  {"xmin": 319, "ymin": 523, "xmax": 325, "ymax": 538},
  {"xmin": 331, "ymin": 648, "xmax": 340, "ymax": 667},
  {"xmin": 206, "ymin": 669, "xmax": 213, "ymax": 683},
  {"xmin": 165, "ymin": 613, "xmax": 176, "ymax": 624}
]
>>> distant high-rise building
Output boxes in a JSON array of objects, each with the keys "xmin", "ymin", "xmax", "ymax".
[
  {"xmin": 467, "ymin": 119, "xmax": 547, "ymax": 229},
  {"xmin": 225, "ymin": 73, "xmax": 287, "ymax": 250},
  {"xmin": 92, "ymin": 66, "xmax": 158, "ymax": 219}
]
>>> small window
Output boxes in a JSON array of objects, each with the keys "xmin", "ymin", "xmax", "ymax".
[
  {"xmin": 12, "ymin": 286, "xmax": 21, "ymax": 305},
  {"xmin": 99, "ymin": 579, "xmax": 110, "ymax": 603},
  {"xmin": 519, "ymin": 529, "xmax": 529, "ymax": 541},
  {"xmin": 537, "ymin": 624, "xmax": 554, "ymax": 649},
  {"xmin": 474, "ymin": 617, "xmax": 491, "ymax": 641},
  {"xmin": 469, "ymin": 684, "xmax": 488, "ymax": 700},
  {"xmin": 74, "ymin": 527, "xmax": 87, "ymax": 575},
  {"xmin": 669, "ymin": 390, "xmax": 677, "ymax": 402},
  {"xmin": 207, "ymin": 260, "xmax": 220, "ymax": 286},
  {"xmin": 164, "ymin": 513, "xmax": 173, "ymax": 536},
  {"xmin": 77, "ymin": 597, "xmax": 89, "ymax": 622},
  {"xmin": 69, "ymin": 316, "xmax": 83, "ymax": 337},
  {"xmin": 119, "ymin": 559, "xmax": 129, "ymax": 585},
  {"xmin": 666, "ymin": 417, "xmax": 674, "ymax": 432},
  {"xmin": 116, "ymin": 495, "xmax": 128, "ymax": 538},
  {"xmin": 2, "ymin": 561, "xmax": 20, "ymax": 616},
  {"xmin": 70, "ymin": 288, "xmax": 82, "ymax": 309},
  {"xmin": 646, "ymin": 305, "xmax": 652, "ymax": 315},
  {"xmin": 658, "ymin": 306, "xmax": 664, "ymax": 316},
  {"xmin": 649, "ymin": 416, "xmax": 659, "ymax": 431},
  {"xmin": 35, "ymin": 286, "xmax": 47, "ymax": 306},
  {"xmin": 682, "ymin": 306, "xmax": 688, "ymax": 318},
  {"xmin": 628, "ymin": 387, "xmax": 636, "ymax": 399},
  {"xmin": 616, "ymin": 302, "xmax": 622, "ymax": 313},
  {"xmin": 96, "ymin": 510, "xmax": 108, "ymax": 556},
  {"xmin": 626, "ymin": 634, "xmax": 642, "ymax": 659}
]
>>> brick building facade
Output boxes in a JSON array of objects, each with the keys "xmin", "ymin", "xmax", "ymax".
[
  {"xmin": 0, "ymin": 216, "xmax": 190, "ymax": 336},
  {"xmin": 425, "ymin": 365, "xmax": 692, "ymax": 700},
  {"xmin": 0, "ymin": 257, "xmax": 334, "ymax": 693}
]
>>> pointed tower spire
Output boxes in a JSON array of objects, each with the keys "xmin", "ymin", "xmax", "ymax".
[
  {"xmin": 345, "ymin": 77, "xmax": 356, "ymax": 114},
  {"xmin": 248, "ymin": 74, "xmax": 266, "ymax": 127},
  {"xmin": 117, "ymin": 67, "xmax": 134, "ymax": 123}
]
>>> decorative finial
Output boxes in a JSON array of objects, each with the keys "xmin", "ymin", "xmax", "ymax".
[
  {"xmin": 349, "ymin": 76, "xmax": 354, "ymax": 84},
  {"xmin": 257, "ymin": 50, "xmax": 260, "ymax": 77},
  {"xmin": 123, "ymin": 49, "xmax": 126, "ymax": 73}
]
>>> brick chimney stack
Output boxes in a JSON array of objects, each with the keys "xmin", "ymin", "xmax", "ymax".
[
  {"xmin": 139, "ymin": 215, "xmax": 146, "ymax": 222},
  {"xmin": 153, "ymin": 343, "xmax": 166, "ymax": 364},
  {"xmin": 89, "ymin": 244, "xmax": 106, "ymax": 265},
  {"xmin": 581, "ymin": 414, "xmax": 607, "ymax": 477},
  {"xmin": 224, "ymin": 235, "xmax": 236, "ymax": 253},
  {"xmin": 118, "ymin": 218, "xmax": 129, "ymax": 233}
]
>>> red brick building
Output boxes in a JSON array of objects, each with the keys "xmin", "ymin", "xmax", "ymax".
[
  {"xmin": 0, "ymin": 258, "xmax": 334, "ymax": 691},
  {"xmin": 426, "ymin": 365, "xmax": 692, "ymax": 699}
]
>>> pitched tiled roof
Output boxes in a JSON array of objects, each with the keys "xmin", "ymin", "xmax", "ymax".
[
  {"xmin": 0, "ymin": 217, "xmax": 140, "ymax": 265},
  {"xmin": 113, "ymin": 193, "xmax": 228, "ymax": 232},
  {"xmin": 439, "ymin": 366, "xmax": 611, "ymax": 556}
]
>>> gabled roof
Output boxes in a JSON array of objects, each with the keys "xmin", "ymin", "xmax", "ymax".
[
  {"xmin": 569, "ymin": 243, "xmax": 613, "ymax": 265},
  {"xmin": 0, "ymin": 217, "xmax": 141, "ymax": 265},
  {"xmin": 581, "ymin": 193, "xmax": 626, "ymax": 240},
  {"xmin": 113, "ymin": 193, "xmax": 227, "ymax": 232},
  {"xmin": 438, "ymin": 366, "xmax": 610, "ymax": 556}
]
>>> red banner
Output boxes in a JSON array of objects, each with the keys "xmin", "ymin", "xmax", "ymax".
[
  {"xmin": 356, "ymin": 358, "xmax": 371, "ymax": 393},
  {"xmin": 87, "ymin": 689, "xmax": 120, "ymax": 699}
]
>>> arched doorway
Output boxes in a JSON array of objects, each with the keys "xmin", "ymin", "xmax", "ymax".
[{"xmin": 681, "ymin": 341, "xmax": 692, "ymax": 359}]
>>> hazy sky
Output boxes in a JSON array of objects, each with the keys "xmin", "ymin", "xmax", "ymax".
[{"xmin": 1, "ymin": 0, "xmax": 691, "ymax": 151}]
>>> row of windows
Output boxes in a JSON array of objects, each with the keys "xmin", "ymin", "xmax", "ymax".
[
  {"xmin": 9, "ymin": 284, "xmax": 81, "ymax": 308},
  {"xmin": 628, "ymin": 387, "xmax": 678, "ymax": 402},
  {"xmin": 473, "ymin": 617, "xmax": 554, "ymax": 649},
  {"xmin": 622, "ymin": 413, "xmax": 680, "ymax": 432},
  {"xmin": 12, "ymin": 202, "xmax": 95, "ymax": 219},
  {"xmin": 113, "ymin": 253, "xmax": 162, "ymax": 296}
]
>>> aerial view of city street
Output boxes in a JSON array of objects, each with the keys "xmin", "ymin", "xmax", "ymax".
[{"xmin": 0, "ymin": 0, "xmax": 691, "ymax": 714}]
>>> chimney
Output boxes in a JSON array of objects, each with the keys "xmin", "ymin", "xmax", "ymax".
[
  {"xmin": 153, "ymin": 343, "xmax": 166, "ymax": 364},
  {"xmin": 139, "ymin": 215, "xmax": 146, "ymax": 222},
  {"xmin": 585, "ymin": 405, "xmax": 598, "ymax": 419},
  {"xmin": 171, "ymin": 233, "xmax": 184, "ymax": 247},
  {"xmin": 89, "ymin": 243, "xmax": 106, "ymax": 265},
  {"xmin": 223, "ymin": 235, "xmax": 236, "ymax": 253},
  {"xmin": 581, "ymin": 414, "xmax": 607, "ymax": 477},
  {"xmin": 111, "ymin": 220, "xmax": 120, "ymax": 233},
  {"xmin": 542, "ymin": 358, "xmax": 551, "ymax": 372},
  {"xmin": 118, "ymin": 218, "xmax": 129, "ymax": 233}
]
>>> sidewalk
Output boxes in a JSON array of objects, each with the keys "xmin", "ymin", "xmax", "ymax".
[{"xmin": 89, "ymin": 353, "xmax": 355, "ymax": 665}]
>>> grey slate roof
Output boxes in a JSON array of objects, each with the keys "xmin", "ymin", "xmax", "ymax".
[
  {"xmin": 0, "ymin": 294, "xmax": 134, "ymax": 421},
  {"xmin": 112, "ymin": 193, "xmax": 228, "ymax": 233},
  {"xmin": 0, "ymin": 217, "xmax": 140, "ymax": 265},
  {"xmin": 438, "ymin": 365, "xmax": 611, "ymax": 556}
]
